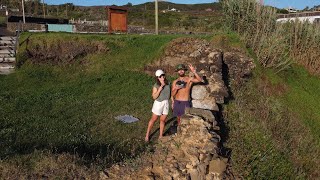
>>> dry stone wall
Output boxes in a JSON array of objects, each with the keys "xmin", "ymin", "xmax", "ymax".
[
  {"xmin": 104, "ymin": 38, "xmax": 255, "ymax": 179},
  {"xmin": 104, "ymin": 108, "xmax": 228, "ymax": 180},
  {"xmin": 145, "ymin": 37, "xmax": 255, "ymax": 105},
  {"xmin": 7, "ymin": 22, "xmax": 45, "ymax": 32},
  {"xmin": 224, "ymin": 50, "xmax": 255, "ymax": 86}
]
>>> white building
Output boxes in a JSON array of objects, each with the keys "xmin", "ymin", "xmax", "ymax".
[
  {"xmin": 277, "ymin": 11, "xmax": 320, "ymax": 23},
  {"xmin": 285, "ymin": 7, "xmax": 297, "ymax": 13}
]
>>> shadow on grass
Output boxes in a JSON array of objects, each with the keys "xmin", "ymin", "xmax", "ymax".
[
  {"xmin": 148, "ymin": 117, "xmax": 177, "ymax": 141},
  {"xmin": 0, "ymin": 136, "xmax": 147, "ymax": 168}
]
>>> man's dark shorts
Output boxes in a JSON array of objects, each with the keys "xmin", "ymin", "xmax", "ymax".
[{"xmin": 173, "ymin": 100, "xmax": 191, "ymax": 117}]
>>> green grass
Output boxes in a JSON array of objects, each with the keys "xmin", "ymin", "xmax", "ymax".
[
  {"xmin": 224, "ymin": 62, "xmax": 320, "ymax": 178},
  {"xmin": 224, "ymin": 82, "xmax": 299, "ymax": 179},
  {"xmin": 0, "ymin": 32, "xmax": 249, "ymax": 176},
  {"xmin": 0, "ymin": 16, "xmax": 6, "ymax": 26},
  {"xmin": 0, "ymin": 33, "xmax": 213, "ymax": 177},
  {"xmin": 279, "ymin": 66, "xmax": 320, "ymax": 144},
  {"xmin": 219, "ymin": 32, "xmax": 320, "ymax": 178}
]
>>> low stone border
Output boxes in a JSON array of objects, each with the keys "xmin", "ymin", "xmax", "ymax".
[{"xmin": 103, "ymin": 108, "xmax": 227, "ymax": 179}]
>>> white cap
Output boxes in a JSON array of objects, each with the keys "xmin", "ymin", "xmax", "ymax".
[{"xmin": 155, "ymin": 69, "xmax": 165, "ymax": 77}]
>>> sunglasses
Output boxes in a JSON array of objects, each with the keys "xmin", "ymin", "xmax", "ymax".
[{"xmin": 158, "ymin": 74, "xmax": 165, "ymax": 78}]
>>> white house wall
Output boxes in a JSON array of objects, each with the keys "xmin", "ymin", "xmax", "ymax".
[{"xmin": 277, "ymin": 16, "xmax": 320, "ymax": 23}]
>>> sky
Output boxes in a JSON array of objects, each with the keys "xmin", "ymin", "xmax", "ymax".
[{"xmin": 44, "ymin": 0, "xmax": 320, "ymax": 10}]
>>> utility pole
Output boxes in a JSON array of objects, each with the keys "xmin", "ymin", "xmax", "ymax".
[
  {"xmin": 144, "ymin": 4, "xmax": 146, "ymax": 27},
  {"xmin": 21, "ymin": 0, "xmax": 25, "ymax": 23},
  {"xmin": 65, "ymin": 4, "xmax": 67, "ymax": 18},
  {"xmin": 155, "ymin": 0, "xmax": 158, "ymax": 35},
  {"xmin": 42, "ymin": 0, "xmax": 46, "ymax": 18}
]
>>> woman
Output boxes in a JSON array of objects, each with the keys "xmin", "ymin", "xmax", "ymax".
[{"xmin": 145, "ymin": 69, "xmax": 171, "ymax": 142}]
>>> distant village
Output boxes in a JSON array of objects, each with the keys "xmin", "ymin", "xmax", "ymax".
[{"xmin": 1, "ymin": 2, "xmax": 320, "ymax": 35}]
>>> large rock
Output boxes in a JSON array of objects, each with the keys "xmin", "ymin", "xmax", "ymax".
[
  {"xmin": 223, "ymin": 51, "xmax": 255, "ymax": 86},
  {"xmin": 192, "ymin": 99, "xmax": 219, "ymax": 111},
  {"xmin": 207, "ymin": 75, "xmax": 229, "ymax": 104},
  {"xmin": 208, "ymin": 158, "xmax": 228, "ymax": 176},
  {"xmin": 185, "ymin": 107, "xmax": 216, "ymax": 123},
  {"xmin": 191, "ymin": 85, "xmax": 209, "ymax": 100}
]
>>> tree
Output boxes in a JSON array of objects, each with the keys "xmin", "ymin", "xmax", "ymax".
[
  {"xmin": 302, "ymin": 6, "xmax": 309, "ymax": 11},
  {"xmin": 126, "ymin": 2, "xmax": 133, "ymax": 7},
  {"xmin": 277, "ymin": 9, "xmax": 289, "ymax": 14}
]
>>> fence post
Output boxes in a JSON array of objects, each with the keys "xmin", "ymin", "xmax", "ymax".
[{"xmin": 14, "ymin": 21, "xmax": 22, "ymax": 57}]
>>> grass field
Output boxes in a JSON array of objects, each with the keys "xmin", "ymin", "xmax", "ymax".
[
  {"xmin": 0, "ymin": 33, "xmax": 214, "ymax": 177},
  {"xmin": 0, "ymin": 16, "xmax": 6, "ymax": 27},
  {"xmin": 280, "ymin": 66, "xmax": 320, "ymax": 142},
  {"xmin": 223, "ymin": 51, "xmax": 320, "ymax": 178}
]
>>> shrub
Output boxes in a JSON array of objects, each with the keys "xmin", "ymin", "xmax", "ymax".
[{"xmin": 221, "ymin": 0, "xmax": 320, "ymax": 75}]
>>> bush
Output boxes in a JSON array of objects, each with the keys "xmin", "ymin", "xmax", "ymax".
[{"xmin": 221, "ymin": 0, "xmax": 320, "ymax": 75}]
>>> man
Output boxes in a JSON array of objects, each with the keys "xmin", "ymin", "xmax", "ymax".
[{"xmin": 171, "ymin": 64, "xmax": 203, "ymax": 125}]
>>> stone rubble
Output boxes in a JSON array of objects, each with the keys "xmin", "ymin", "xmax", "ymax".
[{"xmin": 104, "ymin": 108, "xmax": 227, "ymax": 180}]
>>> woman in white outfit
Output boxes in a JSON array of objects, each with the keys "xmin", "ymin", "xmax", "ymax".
[{"xmin": 145, "ymin": 69, "xmax": 170, "ymax": 142}]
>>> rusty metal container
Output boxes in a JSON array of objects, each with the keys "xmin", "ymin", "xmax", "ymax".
[{"xmin": 107, "ymin": 6, "xmax": 128, "ymax": 33}]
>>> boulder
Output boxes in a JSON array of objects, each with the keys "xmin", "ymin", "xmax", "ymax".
[
  {"xmin": 208, "ymin": 158, "xmax": 228, "ymax": 175},
  {"xmin": 191, "ymin": 85, "xmax": 209, "ymax": 100},
  {"xmin": 185, "ymin": 108, "xmax": 216, "ymax": 123},
  {"xmin": 192, "ymin": 99, "xmax": 219, "ymax": 111},
  {"xmin": 223, "ymin": 51, "xmax": 255, "ymax": 86}
]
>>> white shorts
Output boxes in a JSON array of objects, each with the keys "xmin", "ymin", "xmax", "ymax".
[{"xmin": 152, "ymin": 100, "xmax": 169, "ymax": 116}]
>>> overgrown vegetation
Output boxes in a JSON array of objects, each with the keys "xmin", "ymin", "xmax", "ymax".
[
  {"xmin": 224, "ymin": 66, "xmax": 320, "ymax": 179},
  {"xmin": 129, "ymin": 10, "xmax": 223, "ymax": 32},
  {"xmin": 221, "ymin": 0, "xmax": 320, "ymax": 75},
  {"xmin": 218, "ymin": 26, "xmax": 320, "ymax": 179}
]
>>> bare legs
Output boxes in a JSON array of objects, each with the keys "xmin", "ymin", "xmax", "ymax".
[
  {"xmin": 177, "ymin": 116, "xmax": 181, "ymax": 125},
  {"xmin": 145, "ymin": 113, "xmax": 167, "ymax": 142},
  {"xmin": 159, "ymin": 115, "xmax": 166, "ymax": 139},
  {"xmin": 145, "ymin": 114, "xmax": 158, "ymax": 142}
]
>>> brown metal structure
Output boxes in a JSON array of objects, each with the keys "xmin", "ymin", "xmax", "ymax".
[{"xmin": 107, "ymin": 6, "xmax": 128, "ymax": 33}]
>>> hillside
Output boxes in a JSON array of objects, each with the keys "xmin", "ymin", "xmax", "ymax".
[
  {"xmin": 129, "ymin": 2, "xmax": 221, "ymax": 12},
  {"xmin": 0, "ymin": 32, "xmax": 319, "ymax": 178},
  {"xmin": 2, "ymin": 1, "xmax": 222, "ymax": 32}
]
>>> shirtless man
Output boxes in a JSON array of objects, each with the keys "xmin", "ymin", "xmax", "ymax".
[{"xmin": 171, "ymin": 64, "xmax": 203, "ymax": 125}]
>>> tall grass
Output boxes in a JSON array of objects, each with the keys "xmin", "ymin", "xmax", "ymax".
[
  {"xmin": 221, "ymin": 0, "xmax": 320, "ymax": 75},
  {"xmin": 224, "ymin": 71, "xmax": 320, "ymax": 178}
]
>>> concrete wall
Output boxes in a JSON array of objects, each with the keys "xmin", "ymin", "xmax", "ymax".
[{"xmin": 47, "ymin": 24, "xmax": 73, "ymax": 33}]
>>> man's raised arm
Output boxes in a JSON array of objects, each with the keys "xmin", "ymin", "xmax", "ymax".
[{"xmin": 188, "ymin": 64, "xmax": 203, "ymax": 83}]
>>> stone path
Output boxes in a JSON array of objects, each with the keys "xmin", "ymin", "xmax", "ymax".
[{"xmin": 0, "ymin": 36, "xmax": 17, "ymax": 75}]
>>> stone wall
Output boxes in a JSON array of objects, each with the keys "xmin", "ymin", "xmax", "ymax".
[
  {"xmin": 145, "ymin": 37, "xmax": 255, "ymax": 105},
  {"xmin": 224, "ymin": 50, "xmax": 255, "ymax": 86},
  {"xmin": 7, "ymin": 22, "xmax": 44, "ymax": 32},
  {"xmin": 103, "ymin": 108, "xmax": 228, "ymax": 179},
  {"xmin": 103, "ymin": 38, "xmax": 255, "ymax": 179},
  {"xmin": 74, "ymin": 24, "xmax": 107, "ymax": 33}
]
